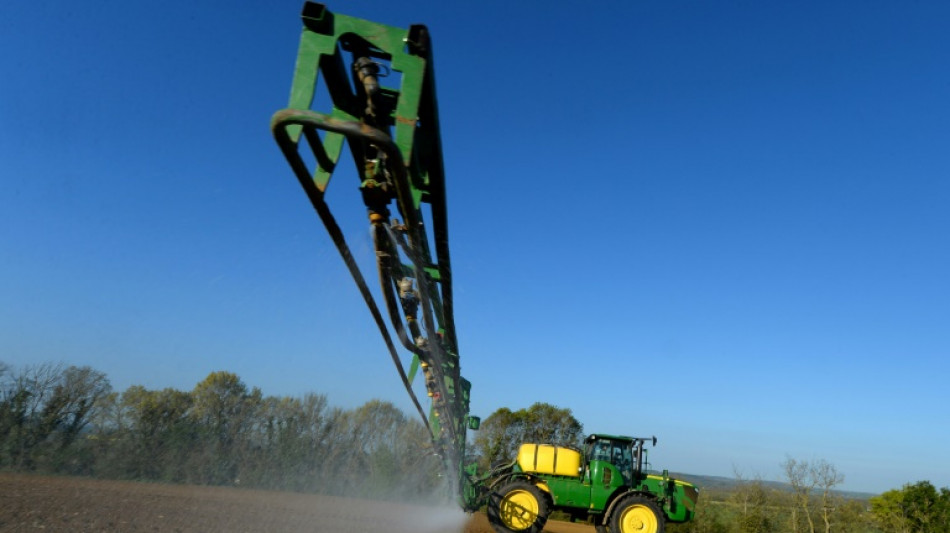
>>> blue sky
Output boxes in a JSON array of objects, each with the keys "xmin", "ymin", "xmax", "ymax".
[{"xmin": 2, "ymin": 1, "xmax": 948, "ymax": 493}]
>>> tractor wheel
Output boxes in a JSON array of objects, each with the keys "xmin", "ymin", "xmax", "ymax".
[
  {"xmin": 487, "ymin": 480, "xmax": 549, "ymax": 533},
  {"xmin": 609, "ymin": 495, "xmax": 665, "ymax": 533},
  {"xmin": 595, "ymin": 525, "xmax": 609, "ymax": 533}
]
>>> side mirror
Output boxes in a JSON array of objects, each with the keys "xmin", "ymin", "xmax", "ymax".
[{"xmin": 467, "ymin": 416, "xmax": 481, "ymax": 430}]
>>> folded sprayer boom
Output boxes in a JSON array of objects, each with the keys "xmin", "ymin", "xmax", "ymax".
[{"xmin": 270, "ymin": 2, "xmax": 476, "ymax": 505}]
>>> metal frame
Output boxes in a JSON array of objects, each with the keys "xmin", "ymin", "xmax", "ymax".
[{"xmin": 270, "ymin": 2, "xmax": 473, "ymax": 504}]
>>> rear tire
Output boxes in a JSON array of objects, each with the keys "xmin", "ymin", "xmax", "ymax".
[
  {"xmin": 609, "ymin": 495, "xmax": 664, "ymax": 533},
  {"xmin": 487, "ymin": 480, "xmax": 549, "ymax": 533}
]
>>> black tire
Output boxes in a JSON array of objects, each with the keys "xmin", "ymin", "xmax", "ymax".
[
  {"xmin": 487, "ymin": 480, "xmax": 549, "ymax": 533},
  {"xmin": 595, "ymin": 525, "xmax": 609, "ymax": 533},
  {"xmin": 609, "ymin": 495, "xmax": 665, "ymax": 533}
]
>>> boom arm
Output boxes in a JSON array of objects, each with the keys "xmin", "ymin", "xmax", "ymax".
[{"xmin": 270, "ymin": 2, "xmax": 475, "ymax": 505}]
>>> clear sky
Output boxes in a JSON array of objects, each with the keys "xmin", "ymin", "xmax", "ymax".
[{"xmin": 2, "ymin": 1, "xmax": 948, "ymax": 494}]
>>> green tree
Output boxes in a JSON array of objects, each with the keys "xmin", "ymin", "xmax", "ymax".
[
  {"xmin": 119, "ymin": 385, "xmax": 195, "ymax": 480},
  {"xmin": 0, "ymin": 363, "xmax": 111, "ymax": 472},
  {"xmin": 0, "ymin": 363, "xmax": 63, "ymax": 468},
  {"xmin": 666, "ymin": 497, "xmax": 730, "ymax": 533},
  {"xmin": 342, "ymin": 399, "xmax": 413, "ymax": 497},
  {"xmin": 474, "ymin": 402, "xmax": 583, "ymax": 467},
  {"xmin": 41, "ymin": 366, "xmax": 112, "ymax": 449},
  {"xmin": 473, "ymin": 406, "xmax": 517, "ymax": 466},
  {"xmin": 232, "ymin": 393, "xmax": 340, "ymax": 492},
  {"xmin": 731, "ymin": 470, "xmax": 777, "ymax": 533},
  {"xmin": 38, "ymin": 365, "xmax": 111, "ymax": 473},
  {"xmin": 833, "ymin": 499, "xmax": 878, "ymax": 533},
  {"xmin": 245, "ymin": 392, "xmax": 345, "ymax": 492},
  {"xmin": 191, "ymin": 371, "xmax": 260, "ymax": 440},
  {"xmin": 190, "ymin": 371, "xmax": 262, "ymax": 484},
  {"xmin": 521, "ymin": 402, "xmax": 584, "ymax": 444},
  {"xmin": 870, "ymin": 481, "xmax": 950, "ymax": 533}
]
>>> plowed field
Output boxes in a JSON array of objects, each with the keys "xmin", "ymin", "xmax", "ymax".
[{"xmin": 0, "ymin": 473, "xmax": 595, "ymax": 532}]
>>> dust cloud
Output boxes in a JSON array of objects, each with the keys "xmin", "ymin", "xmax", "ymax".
[{"xmin": 366, "ymin": 504, "xmax": 471, "ymax": 533}]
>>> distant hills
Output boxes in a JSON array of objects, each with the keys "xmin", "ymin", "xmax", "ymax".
[{"xmin": 667, "ymin": 472, "xmax": 878, "ymax": 500}]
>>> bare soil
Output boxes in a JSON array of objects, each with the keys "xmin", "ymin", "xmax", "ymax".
[{"xmin": 0, "ymin": 473, "xmax": 596, "ymax": 533}]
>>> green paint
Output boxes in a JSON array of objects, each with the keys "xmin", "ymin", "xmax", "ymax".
[
  {"xmin": 477, "ymin": 434, "xmax": 698, "ymax": 527},
  {"xmin": 272, "ymin": 2, "xmax": 467, "ymax": 509}
]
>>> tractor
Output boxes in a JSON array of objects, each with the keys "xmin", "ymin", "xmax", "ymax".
[{"xmin": 482, "ymin": 434, "xmax": 698, "ymax": 533}]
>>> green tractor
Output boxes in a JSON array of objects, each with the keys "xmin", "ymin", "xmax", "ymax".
[{"xmin": 482, "ymin": 434, "xmax": 698, "ymax": 533}]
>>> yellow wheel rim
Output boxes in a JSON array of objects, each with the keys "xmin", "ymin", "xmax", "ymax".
[
  {"xmin": 619, "ymin": 504, "xmax": 658, "ymax": 533},
  {"xmin": 499, "ymin": 489, "xmax": 539, "ymax": 531}
]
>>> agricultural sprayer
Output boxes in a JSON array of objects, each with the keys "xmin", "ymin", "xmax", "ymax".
[{"xmin": 270, "ymin": 4, "xmax": 698, "ymax": 532}]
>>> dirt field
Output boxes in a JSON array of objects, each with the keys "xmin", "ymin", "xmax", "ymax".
[{"xmin": 0, "ymin": 473, "xmax": 596, "ymax": 532}]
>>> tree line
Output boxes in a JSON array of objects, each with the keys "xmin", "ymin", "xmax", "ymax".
[
  {"xmin": 669, "ymin": 472, "xmax": 949, "ymax": 533},
  {"xmin": 0, "ymin": 362, "xmax": 443, "ymax": 502}
]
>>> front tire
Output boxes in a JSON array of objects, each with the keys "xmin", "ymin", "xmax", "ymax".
[
  {"xmin": 609, "ymin": 495, "xmax": 664, "ymax": 533},
  {"xmin": 487, "ymin": 480, "xmax": 549, "ymax": 533}
]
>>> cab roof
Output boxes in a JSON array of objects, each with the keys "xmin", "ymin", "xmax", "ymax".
[
  {"xmin": 585, "ymin": 434, "xmax": 656, "ymax": 446},
  {"xmin": 586, "ymin": 434, "xmax": 634, "ymax": 442}
]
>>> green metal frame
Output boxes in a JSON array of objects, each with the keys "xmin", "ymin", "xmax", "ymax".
[{"xmin": 271, "ymin": 2, "xmax": 473, "ymax": 504}]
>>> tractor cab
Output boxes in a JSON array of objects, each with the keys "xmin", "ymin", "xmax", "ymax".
[{"xmin": 584, "ymin": 434, "xmax": 655, "ymax": 486}]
